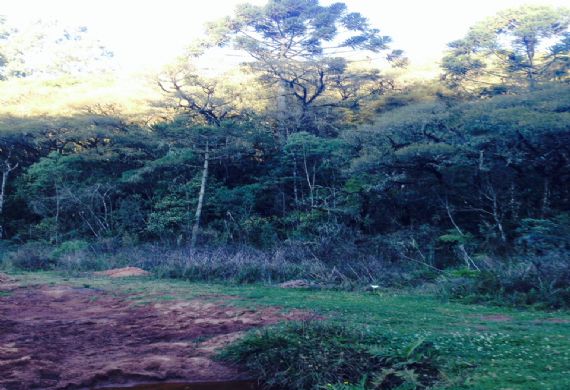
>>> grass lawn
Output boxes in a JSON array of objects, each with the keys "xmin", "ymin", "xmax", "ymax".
[{"xmin": 6, "ymin": 271, "xmax": 570, "ymax": 389}]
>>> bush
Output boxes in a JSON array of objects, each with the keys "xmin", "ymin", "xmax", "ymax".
[
  {"xmin": 50, "ymin": 239, "xmax": 90, "ymax": 259},
  {"xmin": 5, "ymin": 239, "xmax": 127, "ymax": 273},
  {"xmin": 138, "ymin": 245, "xmax": 321, "ymax": 284},
  {"xmin": 438, "ymin": 252, "xmax": 570, "ymax": 309},
  {"xmin": 6, "ymin": 241, "xmax": 54, "ymax": 270},
  {"xmin": 220, "ymin": 321, "xmax": 442, "ymax": 389}
]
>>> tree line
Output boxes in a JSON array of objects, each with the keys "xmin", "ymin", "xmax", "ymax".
[{"xmin": 1, "ymin": 1, "xmax": 569, "ymax": 273}]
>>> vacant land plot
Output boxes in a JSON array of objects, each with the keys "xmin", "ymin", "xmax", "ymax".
[
  {"xmin": 1, "ymin": 272, "xmax": 569, "ymax": 389},
  {"xmin": 0, "ymin": 275, "xmax": 311, "ymax": 389}
]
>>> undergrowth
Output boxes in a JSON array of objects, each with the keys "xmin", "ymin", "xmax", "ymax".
[
  {"xmin": 437, "ymin": 252, "xmax": 570, "ymax": 309},
  {"xmin": 219, "ymin": 321, "xmax": 442, "ymax": 389}
]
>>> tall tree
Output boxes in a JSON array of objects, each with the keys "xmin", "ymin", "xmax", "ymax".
[
  {"xmin": 0, "ymin": 19, "xmax": 113, "ymax": 79},
  {"xmin": 157, "ymin": 62, "xmax": 246, "ymax": 246},
  {"xmin": 157, "ymin": 62, "xmax": 242, "ymax": 126},
  {"xmin": 442, "ymin": 5, "xmax": 570, "ymax": 92},
  {"xmin": 203, "ymin": 0, "xmax": 403, "ymax": 136},
  {"xmin": 0, "ymin": 15, "xmax": 10, "ymax": 79}
]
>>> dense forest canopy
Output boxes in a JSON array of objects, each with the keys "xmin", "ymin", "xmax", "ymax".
[{"xmin": 0, "ymin": 0, "xmax": 569, "ymax": 305}]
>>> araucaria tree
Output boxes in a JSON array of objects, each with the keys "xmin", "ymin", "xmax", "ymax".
[
  {"xmin": 442, "ymin": 5, "xmax": 570, "ymax": 92},
  {"xmin": 204, "ymin": 0, "xmax": 405, "ymax": 136}
]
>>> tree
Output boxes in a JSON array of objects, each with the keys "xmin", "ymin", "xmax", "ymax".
[
  {"xmin": 0, "ymin": 120, "xmax": 46, "ymax": 239},
  {"xmin": 157, "ymin": 62, "xmax": 242, "ymax": 127},
  {"xmin": 0, "ymin": 15, "xmax": 10, "ymax": 79},
  {"xmin": 0, "ymin": 19, "xmax": 113, "ymax": 79},
  {"xmin": 0, "ymin": 150, "xmax": 18, "ymax": 239},
  {"xmin": 442, "ymin": 5, "xmax": 570, "ymax": 91},
  {"xmin": 157, "ymin": 62, "xmax": 247, "ymax": 246},
  {"xmin": 203, "ymin": 0, "xmax": 403, "ymax": 136},
  {"xmin": 346, "ymin": 83, "xmax": 570, "ymax": 260},
  {"xmin": 283, "ymin": 131, "xmax": 347, "ymax": 210}
]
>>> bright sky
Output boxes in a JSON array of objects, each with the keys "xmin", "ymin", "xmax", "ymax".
[{"xmin": 3, "ymin": 0, "xmax": 569, "ymax": 74}]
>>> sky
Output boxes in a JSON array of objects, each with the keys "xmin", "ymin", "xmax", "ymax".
[{"xmin": 3, "ymin": 0, "xmax": 569, "ymax": 74}]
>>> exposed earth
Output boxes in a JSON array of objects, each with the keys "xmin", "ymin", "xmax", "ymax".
[{"xmin": 0, "ymin": 275, "xmax": 311, "ymax": 389}]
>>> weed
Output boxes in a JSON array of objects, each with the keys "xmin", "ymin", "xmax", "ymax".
[{"xmin": 219, "ymin": 321, "xmax": 442, "ymax": 389}]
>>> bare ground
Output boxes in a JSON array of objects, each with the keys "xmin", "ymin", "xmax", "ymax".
[{"xmin": 0, "ymin": 280, "xmax": 312, "ymax": 390}]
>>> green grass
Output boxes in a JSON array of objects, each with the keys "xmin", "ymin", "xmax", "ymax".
[
  {"xmin": 220, "ymin": 321, "xmax": 442, "ymax": 389},
  {"xmin": 4, "ymin": 271, "xmax": 570, "ymax": 389}
]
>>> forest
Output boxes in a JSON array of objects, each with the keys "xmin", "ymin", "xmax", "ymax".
[{"xmin": 0, "ymin": 1, "xmax": 569, "ymax": 389}]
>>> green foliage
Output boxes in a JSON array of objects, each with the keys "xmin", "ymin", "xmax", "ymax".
[
  {"xmin": 438, "ymin": 232, "xmax": 466, "ymax": 244},
  {"xmin": 5, "ymin": 241, "xmax": 54, "ymax": 270},
  {"xmin": 147, "ymin": 192, "xmax": 193, "ymax": 239},
  {"xmin": 448, "ymin": 268, "xmax": 480, "ymax": 279},
  {"xmin": 439, "ymin": 252, "xmax": 570, "ymax": 309},
  {"xmin": 515, "ymin": 214, "xmax": 570, "ymax": 254},
  {"xmin": 50, "ymin": 239, "xmax": 89, "ymax": 260},
  {"xmin": 442, "ymin": 5, "xmax": 570, "ymax": 90},
  {"xmin": 220, "ymin": 321, "xmax": 441, "ymax": 389}
]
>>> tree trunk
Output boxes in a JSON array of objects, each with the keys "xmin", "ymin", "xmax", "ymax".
[
  {"xmin": 0, "ymin": 170, "xmax": 8, "ymax": 218},
  {"xmin": 302, "ymin": 150, "xmax": 314, "ymax": 208},
  {"xmin": 0, "ymin": 170, "xmax": 7, "ymax": 240},
  {"xmin": 0, "ymin": 160, "xmax": 18, "ymax": 240},
  {"xmin": 55, "ymin": 185, "xmax": 60, "ymax": 244},
  {"xmin": 277, "ymin": 81, "xmax": 289, "ymax": 138},
  {"xmin": 524, "ymin": 39, "xmax": 536, "ymax": 89},
  {"xmin": 293, "ymin": 156, "xmax": 299, "ymax": 206},
  {"xmin": 541, "ymin": 178, "xmax": 550, "ymax": 217},
  {"xmin": 191, "ymin": 141, "xmax": 209, "ymax": 248}
]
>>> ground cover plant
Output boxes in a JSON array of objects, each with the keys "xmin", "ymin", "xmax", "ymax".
[{"xmin": 220, "ymin": 321, "xmax": 442, "ymax": 389}]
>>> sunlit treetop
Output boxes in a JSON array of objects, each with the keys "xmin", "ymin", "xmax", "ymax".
[
  {"xmin": 202, "ymin": 0, "xmax": 404, "ymax": 63},
  {"xmin": 0, "ymin": 18, "xmax": 114, "ymax": 80},
  {"xmin": 442, "ymin": 5, "xmax": 570, "ymax": 90}
]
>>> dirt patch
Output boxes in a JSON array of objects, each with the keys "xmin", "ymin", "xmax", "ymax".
[
  {"xmin": 535, "ymin": 318, "xmax": 570, "ymax": 324},
  {"xmin": 0, "ymin": 273, "xmax": 14, "ymax": 283},
  {"xmin": 94, "ymin": 267, "xmax": 150, "ymax": 278},
  {"xmin": 0, "ymin": 273, "xmax": 18, "ymax": 291},
  {"xmin": 479, "ymin": 314, "xmax": 513, "ymax": 322},
  {"xmin": 0, "ymin": 284, "xmax": 313, "ymax": 389},
  {"xmin": 278, "ymin": 279, "xmax": 314, "ymax": 288}
]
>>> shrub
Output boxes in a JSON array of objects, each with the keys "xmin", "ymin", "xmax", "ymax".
[
  {"xmin": 50, "ymin": 239, "xmax": 90, "ymax": 259},
  {"xmin": 219, "ymin": 321, "xmax": 442, "ymax": 389},
  {"xmin": 438, "ymin": 252, "xmax": 570, "ymax": 309},
  {"xmin": 515, "ymin": 214, "xmax": 570, "ymax": 255},
  {"xmin": 139, "ymin": 245, "xmax": 319, "ymax": 284},
  {"xmin": 6, "ymin": 241, "xmax": 54, "ymax": 270}
]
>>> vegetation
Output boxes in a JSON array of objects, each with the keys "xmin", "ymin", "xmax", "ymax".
[
  {"xmin": 0, "ymin": 0, "xmax": 568, "ymax": 319},
  {"xmin": 1, "ymin": 1, "xmax": 569, "ymax": 312},
  {"xmin": 442, "ymin": 5, "xmax": 570, "ymax": 91},
  {"xmin": 8, "ymin": 272, "xmax": 570, "ymax": 389},
  {"xmin": 221, "ymin": 321, "xmax": 442, "ymax": 389}
]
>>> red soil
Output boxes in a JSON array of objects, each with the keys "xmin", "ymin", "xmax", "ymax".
[
  {"xmin": 0, "ymin": 282, "xmax": 312, "ymax": 389},
  {"xmin": 93, "ymin": 267, "xmax": 150, "ymax": 278},
  {"xmin": 478, "ymin": 314, "xmax": 513, "ymax": 322}
]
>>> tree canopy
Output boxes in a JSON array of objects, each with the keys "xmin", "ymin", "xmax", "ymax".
[
  {"xmin": 201, "ymin": 0, "xmax": 405, "ymax": 136},
  {"xmin": 442, "ymin": 5, "xmax": 570, "ymax": 91},
  {"xmin": 0, "ymin": 2, "xmax": 569, "ymax": 291}
]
